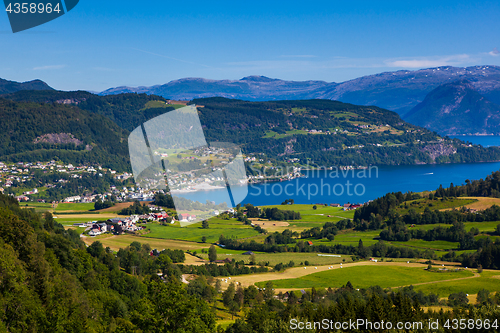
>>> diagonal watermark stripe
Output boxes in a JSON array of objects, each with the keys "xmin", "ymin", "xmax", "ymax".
[{"xmin": 4, "ymin": 0, "xmax": 79, "ymax": 33}]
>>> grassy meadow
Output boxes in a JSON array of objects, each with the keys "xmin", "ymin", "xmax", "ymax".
[
  {"xmin": 82, "ymin": 234, "xmax": 208, "ymax": 252},
  {"xmin": 413, "ymin": 270, "xmax": 500, "ymax": 297},
  {"xmin": 143, "ymin": 219, "xmax": 260, "ymax": 243},
  {"xmin": 256, "ymin": 265, "xmax": 474, "ymax": 290},
  {"xmin": 197, "ymin": 250, "xmax": 350, "ymax": 267},
  {"xmin": 55, "ymin": 202, "xmax": 96, "ymax": 212}
]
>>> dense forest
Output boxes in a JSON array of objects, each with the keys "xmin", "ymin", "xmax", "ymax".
[
  {"xmin": 0, "ymin": 192, "xmax": 216, "ymax": 332},
  {"xmin": 2, "ymin": 192, "xmax": 500, "ymax": 332},
  {"xmin": 0, "ymin": 98, "xmax": 130, "ymax": 171},
  {"xmin": 3, "ymin": 90, "xmax": 173, "ymax": 132}
]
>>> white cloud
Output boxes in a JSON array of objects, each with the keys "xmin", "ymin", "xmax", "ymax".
[
  {"xmin": 489, "ymin": 48, "xmax": 499, "ymax": 56},
  {"xmin": 387, "ymin": 60, "xmax": 449, "ymax": 68},
  {"xmin": 385, "ymin": 54, "xmax": 473, "ymax": 68},
  {"xmin": 33, "ymin": 65, "xmax": 66, "ymax": 70}
]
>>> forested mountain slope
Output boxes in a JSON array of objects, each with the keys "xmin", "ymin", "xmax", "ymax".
[
  {"xmin": 0, "ymin": 77, "xmax": 53, "ymax": 94},
  {"xmin": 0, "ymin": 98, "xmax": 130, "ymax": 171},
  {"xmin": 194, "ymin": 98, "xmax": 500, "ymax": 166}
]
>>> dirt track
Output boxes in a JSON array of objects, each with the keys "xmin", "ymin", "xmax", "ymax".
[
  {"xmin": 228, "ymin": 261, "xmax": 465, "ymax": 288},
  {"xmin": 393, "ymin": 271, "xmax": 480, "ymax": 289},
  {"xmin": 440, "ymin": 197, "xmax": 500, "ymax": 211}
]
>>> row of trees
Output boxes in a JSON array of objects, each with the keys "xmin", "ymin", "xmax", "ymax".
[
  {"xmin": 118, "ymin": 200, "xmax": 151, "ymax": 215},
  {"xmin": 300, "ymin": 219, "xmax": 355, "ymax": 240},
  {"xmin": 219, "ymin": 233, "xmax": 435, "ymax": 260},
  {"xmin": 379, "ymin": 221, "xmax": 498, "ymax": 250}
]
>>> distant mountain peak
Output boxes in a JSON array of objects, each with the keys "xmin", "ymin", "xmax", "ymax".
[{"xmin": 240, "ymin": 75, "xmax": 279, "ymax": 82}]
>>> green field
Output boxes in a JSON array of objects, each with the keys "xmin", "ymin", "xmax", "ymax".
[
  {"xmin": 197, "ymin": 249, "xmax": 351, "ymax": 266},
  {"xmin": 391, "ymin": 239, "xmax": 460, "ymax": 251},
  {"xmin": 320, "ymin": 230, "xmax": 381, "ymax": 246},
  {"xmin": 83, "ymin": 234, "xmax": 209, "ymax": 252},
  {"xmin": 55, "ymin": 202, "xmax": 95, "ymax": 212},
  {"xmin": 413, "ymin": 221, "xmax": 500, "ymax": 233},
  {"xmin": 257, "ymin": 265, "xmax": 474, "ymax": 289},
  {"xmin": 414, "ymin": 270, "xmax": 500, "ymax": 297},
  {"xmin": 139, "ymin": 206, "xmax": 355, "ymax": 244},
  {"xmin": 21, "ymin": 202, "xmax": 54, "ymax": 212},
  {"xmin": 331, "ymin": 111, "xmax": 359, "ymax": 119},
  {"xmin": 142, "ymin": 100, "xmax": 187, "ymax": 110},
  {"xmin": 464, "ymin": 221, "xmax": 500, "ymax": 233},
  {"xmin": 396, "ymin": 198, "xmax": 477, "ymax": 215},
  {"xmin": 258, "ymin": 204, "xmax": 355, "ymax": 222},
  {"xmin": 64, "ymin": 226, "xmax": 87, "ymax": 235},
  {"xmin": 55, "ymin": 217, "xmax": 100, "ymax": 226},
  {"xmin": 142, "ymin": 219, "xmax": 260, "ymax": 243},
  {"xmin": 291, "ymin": 107, "xmax": 306, "ymax": 113}
]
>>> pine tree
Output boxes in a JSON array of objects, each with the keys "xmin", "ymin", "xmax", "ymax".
[{"xmin": 208, "ymin": 245, "xmax": 217, "ymax": 262}]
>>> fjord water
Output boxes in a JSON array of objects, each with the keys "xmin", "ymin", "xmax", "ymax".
[
  {"xmin": 181, "ymin": 136, "xmax": 500, "ymax": 206},
  {"xmin": 450, "ymin": 135, "xmax": 500, "ymax": 148}
]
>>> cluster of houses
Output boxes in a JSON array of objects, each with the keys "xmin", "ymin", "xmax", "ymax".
[
  {"xmin": 0, "ymin": 160, "xmax": 136, "ymax": 202},
  {"xmin": 324, "ymin": 203, "xmax": 363, "ymax": 211},
  {"xmin": 86, "ymin": 215, "xmax": 143, "ymax": 236},
  {"xmin": 84, "ymin": 205, "xmax": 185, "ymax": 236}
]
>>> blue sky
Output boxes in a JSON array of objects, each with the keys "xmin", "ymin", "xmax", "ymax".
[{"xmin": 1, "ymin": 0, "xmax": 500, "ymax": 91}]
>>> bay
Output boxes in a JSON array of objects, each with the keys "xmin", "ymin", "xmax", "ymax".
[
  {"xmin": 450, "ymin": 135, "xmax": 500, "ymax": 147},
  {"xmin": 180, "ymin": 136, "xmax": 500, "ymax": 206}
]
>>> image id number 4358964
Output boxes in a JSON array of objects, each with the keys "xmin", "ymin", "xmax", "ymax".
[
  {"xmin": 444, "ymin": 319, "xmax": 498, "ymax": 330},
  {"xmin": 6, "ymin": 2, "xmax": 61, "ymax": 14}
]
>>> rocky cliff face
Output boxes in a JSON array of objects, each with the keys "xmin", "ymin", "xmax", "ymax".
[{"xmin": 421, "ymin": 143, "xmax": 457, "ymax": 161}]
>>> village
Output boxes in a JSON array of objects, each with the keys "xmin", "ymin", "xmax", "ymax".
[
  {"xmin": 79, "ymin": 205, "xmax": 173, "ymax": 237},
  {"xmin": 79, "ymin": 203, "xmax": 240, "ymax": 237}
]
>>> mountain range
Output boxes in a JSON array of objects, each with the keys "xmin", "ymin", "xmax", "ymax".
[
  {"xmin": 2, "ymin": 65, "xmax": 500, "ymax": 137},
  {"xmin": 99, "ymin": 66, "xmax": 500, "ymax": 116}
]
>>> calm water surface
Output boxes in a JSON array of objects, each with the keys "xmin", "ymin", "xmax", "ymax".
[{"xmin": 181, "ymin": 136, "xmax": 500, "ymax": 206}]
